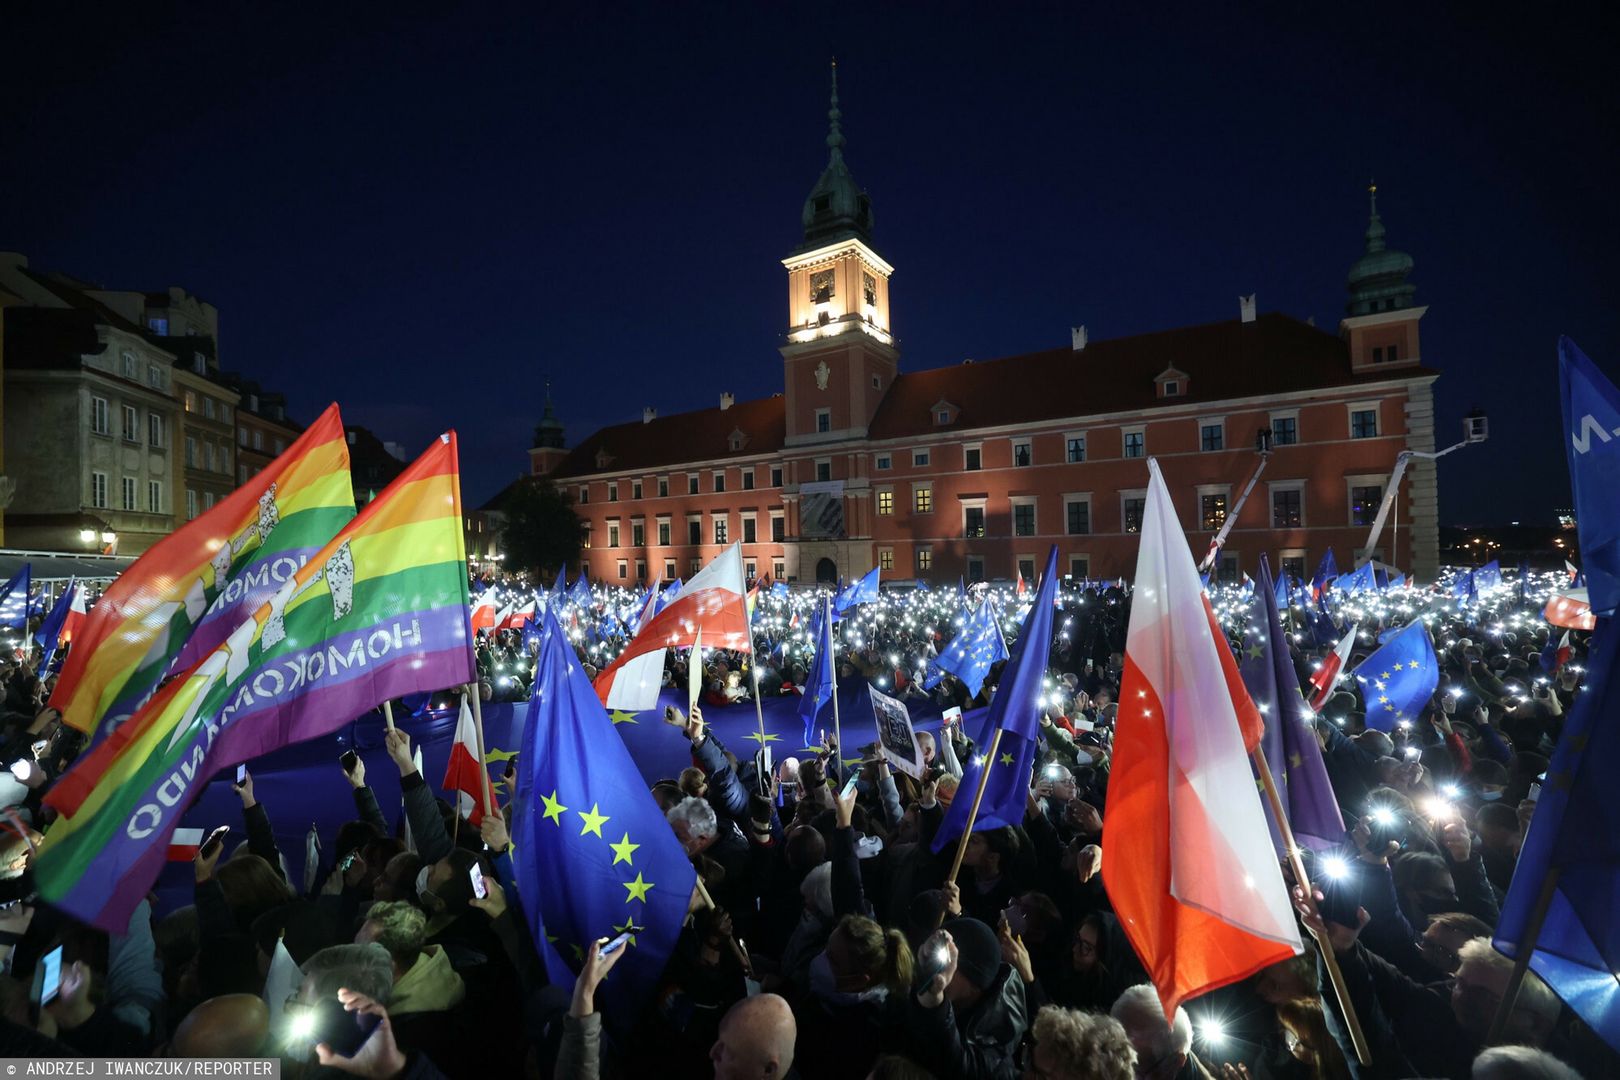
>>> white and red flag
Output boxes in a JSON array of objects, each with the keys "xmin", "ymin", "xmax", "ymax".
[
  {"xmin": 167, "ymin": 827, "xmax": 205, "ymax": 862},
  {"xmin": 594, "ymin": 544, "xmax": 751, "ymax": 708},
  {"xmin": 470, "ymin": 591, "xmax": 500, "ymax": 635},
  {"xmin": 1308, "ymin": 625, "xmax": 1360, "ymax": 712},
  {"xmin": 442, "ymin": 697, "xmax": 488, "ymax": 827},
  {"xmin": 1102, "ymin": 459, "xmax": 1301, "ymax": 1017}
]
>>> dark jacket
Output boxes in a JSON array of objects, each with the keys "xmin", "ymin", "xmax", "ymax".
[{"xmin": 906, "ymin": 962, "xmax": 1029, "ymax": 1080}]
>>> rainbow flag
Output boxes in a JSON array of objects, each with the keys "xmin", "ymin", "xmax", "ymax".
[
  {"xmin": 37, "ymin": 432, "xmax": 475, "ymax": 931},
  {"xmin": 49, "ymin": 404, "xmax": 354, "ymax": 738}
]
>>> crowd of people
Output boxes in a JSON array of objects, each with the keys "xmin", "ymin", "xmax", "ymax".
[{"xmin": 0, "ymin": 567, "xmax": 1608, "ymax": 1080}]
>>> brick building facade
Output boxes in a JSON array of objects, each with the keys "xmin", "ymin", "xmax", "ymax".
[{"xmin": 540, "ymin": 73, "xmax": 1440, "ymax": 587}]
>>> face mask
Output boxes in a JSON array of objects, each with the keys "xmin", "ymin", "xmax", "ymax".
[
  {"xmin": 1418, "ymin": 892, "xmax": 1460, "ymax": 917},
  {"xmin": 415, "ymin": 865, "xmax": 434, "ymax": 904},
  {"xmin": 1479, "ymin": 789, "xmax": 1503, "ymax": 802}
]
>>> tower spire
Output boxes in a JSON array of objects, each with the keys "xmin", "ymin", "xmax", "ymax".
[
  {"xmin": 1363, "ymin": 178, "xmax": 1386, "ymax": 253},
  {"xmin": 826, "ymin": 58, "xmax": 844, "ymax": 162}
]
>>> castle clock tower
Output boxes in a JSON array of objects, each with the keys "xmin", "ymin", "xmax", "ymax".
[{"xmin": 780, "ymin": 61, "xmax": 898, "ymax": 448}]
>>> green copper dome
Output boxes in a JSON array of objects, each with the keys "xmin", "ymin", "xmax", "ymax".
[
  {"xmin": 1346, "ymin": 185, "xmax": 1416, "ymax": 316},
  {"xmin": 533, "ymin": 382, "xmax": 565, "ymax": 449},
  {"xmin": 798, "ymin": 61, "xmax": 874, "ymax": 250}
]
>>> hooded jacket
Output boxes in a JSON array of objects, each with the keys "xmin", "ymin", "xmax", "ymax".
[{"xmin": 906, "ymin": 961, "xmax": 1029, "ymax": 1079}]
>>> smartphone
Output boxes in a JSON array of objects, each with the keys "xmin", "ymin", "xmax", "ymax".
[
  {"xmin": 1073, "ymin": 717, "xmax": 1095, "ymax": 732},
  {"xmin": 1528, "ymin": 782, "xmax": 1542, "ymax": 802},
  {"xmin": 8, "ymin": 759, "xmax": 30, "ymax": 780},
  {"xmin": 31, "ymin": 740, "xmax": 47, "ymax": 759},
  {"xmin": 600, "ymin": 927, "xmax": 639, "ymax": 957},
  {"xmin": 917, "ymin": 935, "xmax": 952, "ymax": 984},
  {"xmin": 199, "ymin": 825, "xmax": 230, "ymax": 861},
  {"xmin": 942, "ymin": 707, "xmax": 962, "ymax": 729},
  {"xmin": 35, "ymin": 944, "xmax": 63, "ymax": 1008},
  {"xmin": 338, "ymin": 851, "xmax": 358, "ymax": 873},
  {"xmin": 234, "ymin": 763, "xmax": 247, "ymax": 787},
  {"xmin": 310, "ymin": 994, "xmax": 380, "ymax": 1057},
  {"xmin": 339, "ymin": 749, "xmax": 359, "ymax": 775},
  {"xmin": 840, "ymin": 769, "xmax": 861, "ymax": 800},
  {"xmin": 469, "ymin": 863, "xmax": 487, "ymax": 900},
  {"xmin": 755, "ymin": 746, "xmax": 773, "ymax": 787}
]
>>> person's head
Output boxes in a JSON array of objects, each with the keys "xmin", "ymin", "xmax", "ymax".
[
  {"xmin": 783, "ymin": 825, "xmax": 825, "ymax": 876},
  {"xmin": 215, "ymin": 854, "xmax": 295, "ymax": 924},
  {"xmin": 679, "ymin": 766, "xmax": 710, "ymax": 800},
  {"xmin": 251, "ymin": 901, "xmax": 339, "ymax": 973},
  {"xmin": 332, "ymin": 820, "xmax": 382, "ymax": 863},
  {"xmin": 915, "ymin": 731, "xmax": 937, "ymax": 764},
  {"xmin": 1393, "ymin": 851, "xmax": 1459, "ymax": 923},
  {"xmin": 298, "ymin": 943, "xmax": 394, "ymax": 1007},
  {"xmin": 1026, "ymin": 1005, "xmax": 1137, "ymax": 1080},
  {"xmin": 668, "ymin": 796, "xmax": 719, "ymax": 856},
  {"xmin": 1451, "ymin": 938, "xmax": 1559, "ymax": 1045},
  {"xmin": 1001, "ymin": 891, "xmax": 1061, "ymax": 945},
  {"xmin": 1071, "ymin": 912, "xmax": 1108, "ymax": 976},
  {"xmin": 1418, "ymin": 912, "xmax": 1493, "ymax": 976},
  {"xmin": 940, "ymin": 917, "xmax": 1002, "ymax": 1008},
  {"xmin": 1041, "ymin": 762, "xmax": 1077, "ymax": 802},
  {"xmin": 356, "ymin": 900, "xmax": 428, "ymax": 980},
  {"xmin": 417, "ymin": 848, "xmax": 482, "ymax": 918},
  {"xmin": 651, "ymin": 780, "xmax": 685, "ymax": 812},
  {"xmin": 1470, "ymin": 760, "xmax": 1509, "ymax": 800},
  {"xmin": 865, "ymin": 1055, "xmax": 935, "ymax": 1080},
  {"xmin": 172, "ymin": 994, "xmax": 270, "ymax": 1058},
  {"xmin": 373, "ymin": 851, "xmax": 424, "ymax": 905},
  {"xmin": 1471, "ymin": 1046, "xmax": 1583, "ymax": 1080},
  {"xmin": 962, "ymin": 825, "xmax": 1019, "ymax": 877},
  {"xmin": 1111, "ymin": 984, "xmax": 1192, "ymax": 1080},
  {"xmin": 709, "ymin": 992, "xmax": 796, "ymax": 1079},
  {"xmin": 1275, "ymin": 998, "xmax": 1348, "ymax": 1080},
  {"xmin": 1476, "ymin": 802, "xmax": 1522, "ymax": 854},
  {"xmin": 825, "ymin": 914, "xmax": 913, "ymax": 999},
  {"xmin": 1254, "ymin": 943, "xmax": 1319, "ymax": 1005}
]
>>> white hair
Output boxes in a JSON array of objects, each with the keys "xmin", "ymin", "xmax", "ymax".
[
  {"xmin": 800, "ymin": 861, "xmax": 833, "ymax": 920},
  {"xmin": 1472, "ymin": 1046, "xmax": 1582, "ymax": 1080},
  {"xmin": 1111, "ymin": 983, "xmax": 1192, "ymax": 1058},
  {"xmin": 1457, "ymin": 939, "xmax": 1560, "ymax": 1022},
  {"xmin": 666, "ymin": 796, "xmax": 717, "ymax": 841}
]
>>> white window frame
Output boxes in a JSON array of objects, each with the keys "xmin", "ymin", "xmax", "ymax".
[
  {"xmin": 90, "ymin": 471, "xmax": 108, "ymax": 509},
  {"xmin": 912, "ymin": 483, "xmax": 933, "ymax": 515},
  {"xmin": 740, "ymin": 511, "xmax": 758, "ymax": 544},
  {"xmin": 815, "ymin": 407, "xmax": 832, "ymax": 433},
  {"xmin": 656, "ymin": 515, "xmax": 672, "ymax": 546},
  {"xmin": 121, "ymin": 404, "xmax": 139, "ymax": 442},
  {"xmin": 1068, "ymin": 554, "xmax": 1091, "ymax": 580},
  {"xmin": 1064, "ymin": 432, "xmax": 1086, "ymax": 463},
  {"xmin": 712, "ymin": 469, "xmax": 727, "ymax": 493},
  {"xmin": 1120, "ymin": 488, "xmax": 1147, "ymax": 533},
  {"xmin": 1010, "ymin": 495, "xmax": 1038, "ymax": 538},
  {"xmin": 961, "ymin": 496, "xmax": 988, "ymax": 539},
  {"xmin": 1195, "ymin": 483, "xmax": 1233, "ymax": 531},
  {"xmin": 148, "ymin": 413, "xmax": 165, "ymax": 448},
  {"xmin": 1122, "ymin": 426, "xmax": 1145, "ymax": 459},
  {"xmin": 912, "ymin": 448, "xmax": 930, "ymax": 467},
  {"xmin": 1345, "ymin": 474, "xmax": 1386, "ymax": 528},
  {"xmin": 712, "ymin": 512, "xmax": 729, "ymax": 545},
  {"xmin": 769, "ymin": 509, "xmax": 785, "ymax": 541},
  {"xmin": 664, "ymin": 559, "xmax": 678, "ymax": 579},
  {"xmin": 121, "ymin": 475, "xmax": 137, "ymax": 511},
  {"xmin": 688, "ymin": 472, "xmax": 700, "ymax": 495},
  {"xmin": 963, "ymin": 443, "xmax": 982, "ymax": 470},
  {"xmin": 616, "ymin": 559, "xmax": 628, "ymax": 580},
  {"xmin": 1063, "ymin": 492, "xmax": 1093, "ymax": 536},
  {"xmin": 1198, "ymin": 416, "xmax": 1227, "ymax": 453},
  {"xmin": 186, "ymin": 488, "xmax": 198, "ymax": 520},
  {"xmin": 878, "ymin": 547, "xmax": 895, "ymax": 571},
  {"xmin": 874, "ymin": 454, "xmax": 892, "ymax": 471},
  {"xmin": 1268, "ymin": 480, "xmax": 1307, "ymax": 529},
  {"xmin": 1269, "ymin": 409, "xmax": 1300, "ymax": 446},
  {"xmin": 147, "ymin": 479, "xmax": 163, "ymax": 514},
  {"xmin": 121, "ymin": 351, "xmax": 137, "ymax": 378},
  {"xmin": 91, "ymin": 396, "xmax": 110, "ymax": 436},
  {"xmin": 1346, "ymin": 400, "xmax": 1381, "ymax": 439},
  {"xmin": 607, "ymin": 481, "xmax": 618, "ymax": 502},
  {"xmin": 606, "ymin": 520, "xmax": 621, "ymax": 548},
  {"xmin": 1011, "ymin": 438, "xmax": 1033, "ymax": 467},
  {"xmin": 814, "ymin": 458, "xmax": 832, "ymax": 482},
  {"xmin": 631, "ymin": 516, "xmax": 646, "ymax": 547},
  {"xmin": 686, "ymin": 513, "xmax": 703, "ymax": 544}
]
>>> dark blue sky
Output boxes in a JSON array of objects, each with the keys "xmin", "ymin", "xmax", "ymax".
[{"xmin": 5, "ymin": 2, "xmax": 1615, "ymax": 521}]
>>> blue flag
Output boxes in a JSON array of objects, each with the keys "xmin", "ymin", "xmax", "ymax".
[
  {"xmin": 770, "ymin": 580, "xmax": 789, "ymax": 601},
  {"xmin": 548, "ymin": 568, "xmax": 568, "ymax": 607},
  {"xmin": 1349, "ymin": 621, "xmax": 1439, "ymax": 732},
  {"xmin": 1495, "ymin": 618, "xmax": 1620, "ymax": 1053},
  {"xmin": 568, "ymin": 574, "xmax": 593, "ymax": 610},
  {"xmin": 34, "ymin": 579, "xmax": 78, "ymax": 671},
  {"xmin": 1475, "ymin": 560, "xmax": 1503, "ymax": 591},
  {"xmin": 1273, "ymin": 569, "xmax": 1291, "ymax": 611},
  {"xmin": 1451, "ymin": 570, "xmax": 1478, "ymax": 607},
  {"xmin": 834, "ymin": 566, "xmax": 880, "ymax": 616},
  {"xmin": 513, "ymin": 607, "xmax": 697, "ymax": 1026},
  {"xmin": 1311, "ymin": 549, "xmax": 1338, "ymax": 599},
  {"xmin": 1241, "ymin": 556, "xmax": 1345, "ymax": 852},
  {"xmin": 1334, "ymin": 562, "xmax": 1378, "ymax": 596},
  {"xmin": 1387, "ymin": 573, "xmax": 1406, "ymax": 591},
  {"xmin": 799, "ymin": 596, "xmax": 837, "ymax": 747},
  {"xmin": 1561, "ymin": 336, "xmax": 1620, "ymax": 616},
  {"xmin": 932, "ymin": 546, "xmax": 1059, "ymax": 853},
  {"xmin": 923, "ymin": 594, "xmax": 1008, "ymax": 698},
  {"xmin": 0, "ymin": 564, "xmax": 30, "ymax": 630}
]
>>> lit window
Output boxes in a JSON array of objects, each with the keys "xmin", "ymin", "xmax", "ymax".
[
  {"xmin": 915, "ymin": 548, "xmax": 933, "ymax": 572},
  {"xmin": 879, "ymin": 549, "xmax": 894, "ymax": 571},
  {"xmin": 1351, "ymin": 486, "xmax": 1383, "ymax": 526},
  {"xmin": 714, "ymin": 519, "xmax": 728, "ymax": 544},
  {"xmin": 877, "ymin": 491, "xmax": 894, "ymax": 515},
  {"xmin": 1123, "ymin": 497, "xmax": 1145, "ymax": 533},
  {"xmin": 1201, "ymin": 493, "xmax": 1228, "ymax": 531},
  {"xmin": 914, "ymin": 486, "xmax": 933, "ymax": 514}
]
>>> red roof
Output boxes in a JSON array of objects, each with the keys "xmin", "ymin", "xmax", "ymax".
[
  {"xmin": 551, "ymin": 394, "xmax": 786, "ymax": 478},
  {"xmin": 867, "ymin": 312, "xmax": 1434, "ymax": 440}
]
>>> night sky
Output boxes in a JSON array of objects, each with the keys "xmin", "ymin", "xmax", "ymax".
[{"xmin": 5, "ymin": 3, "xmax": 1616, "ymax": 522}]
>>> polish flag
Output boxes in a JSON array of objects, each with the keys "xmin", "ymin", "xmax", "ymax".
[
  {"xmin": 1551, "ymin": 630, "xmax": 1573, "ymax": 672},
  {"xmin": 1102, "ymin": 459, "xmax": 1301, "ymax": 1018},
  {"xmin": 470, "ymin": 591, "xmax": 500, "ymax": 635},
  {"xmin": 1308, "ymin": 625, "xmax": 1360, "ymax": 712},
  {"xmin": 595, "ymin": 544, "xmax": 750, "ymax": 707},
  {"xmin": 499, "ymin": 598, "xmax": 536, "ymax": 630},
  {"xmin": 1015, "ymin": 568, "xmax": 1027, "ymax": 598},
  {"xmin": 168, "ymin": 827, "xmax": 205, "ymax": 862},
  {"xmin": 1545, "ymin": 590, "xmax": 1596, "ymax": 631},
  {"xmin": 60, "ymin": 584, "xmax": 87, "ymax": 646},
  {"xmin": 442, "ymin": 697, "xmax": 488, "ymax": 826}
]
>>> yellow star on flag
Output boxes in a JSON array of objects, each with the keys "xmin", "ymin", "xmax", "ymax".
[
  {"xmin": 578, "ymin": 803, "xmax": 610, "ymax": 838},
  {"xmin": 609, "ymin": 709, "xmax": 638, "ymax": 725},
  {"xmin": 745, "ymin": 731, "xmax": 781, "ymax": 746},
  {"xmin": 1380, "ymin": 671, "xmax": 1391, "ymax": 679},
  {"xmin": 612, "ymin": 919, "xmax": 640, "ymax": 948},
  {"xmin": 541, "ymin": 790, "xmax": 568, "ymax": 826},
  {"xmin": 623, "ymin": 872, "xmax": 654, "ymax": 903},
  {"xmin": 609, "ymin": 832, "xmax": 639, "ymax": 866},
  {"xmin": 999, "ymin": 752, "xmax": 1015, "ymax": 766}
]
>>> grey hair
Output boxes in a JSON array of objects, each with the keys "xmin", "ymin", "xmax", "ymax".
[
  {"xmin": 666, "ymin": 795, "xmax": 717, "ymax": 841},
  {"xmin": 301, "ymin": 943, "xmax": 394, "ymax": 1006},
  {"xmin": 1111, "ymin": 983, "xmax": 1192, "ymax": 1058},
  {"xmin": 1472, "ymin": 1046, "xmax": 1582, "ymax": 1080},
  {"xmin": 1457, "ymin": 939, "xmax": 1559, "ymax": 1022}
]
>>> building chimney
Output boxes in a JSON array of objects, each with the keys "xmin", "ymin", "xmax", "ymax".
[
  {"xmin": 1239, "ymin": 295, "xmax": 1257, "ymax": 323},
  {"xmin": 1071, "ymin": 325, "xmax": 1088, "ymax": 351},
  {"xmin": 719, "ymin": 392, "xmax": 735, "ymax": 411},
  {"xmin": 642, "ymin": 407, "xmax": 658, "ymax": 424}
]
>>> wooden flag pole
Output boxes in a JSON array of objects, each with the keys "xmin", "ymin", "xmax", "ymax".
[
  {"xmin": 467, "ymin": 683, "xmax": 494, "ymax": 817},
  {"xmin": 1486, "ymin": 868, "xmax": 1561, "ymax": 1044},
  {"xmin": 947, "ymin": 727, "xmax": 1004, "ymax": 885},
  {"xmin": 382, "ymin": 700, "xmax": 396, "ymax": 732},
  {"xmin": 694, "ymin": 876, "xmax": 754, "ymax": 977},
  {"xmin": 1252, "ymin": 749, "xmax": 1372, "ymax": 1066}
]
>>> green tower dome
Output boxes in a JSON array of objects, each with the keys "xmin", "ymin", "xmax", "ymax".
[
  {"xmin": 533, "ymin": 382, "xmax": 565, "ymax": 450},
  {"xmin": 798, "ymin": 60, "xmax": 874, "ymax": 251},
  {"xmin": 1346, "ymin": 184, "xmax": 1416, "ymax": 316}
]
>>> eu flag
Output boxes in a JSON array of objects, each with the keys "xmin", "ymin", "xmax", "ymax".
[
  {"xmin": 513, "ymin": 607, "xmax": 697, "ymax": 1024},
  {"xmin": 923, "ymin": 593, "xmax": 1008, "ymax": 698},
  {"xmin": 834, "ymin": 566, "xmax": 880, "ymax": 616},
  {"xmin": 1476, "ymin": 560, "xmax": 1503, "ymax": 591},
  {"xmin": 1333, "ymin": 562, "xmax": 1378, "ymax": 596},
  {"xmin": 799, "ymin": 595, "xmax": 837, "ymax": 747},
  {"xmin": 1349, "ymin": 621, "xmax": 1438, "ymax": 732},
  {"xmin": 34, "ymin": 579, "xmax": 77, "ymax": 671},
  {"xmin": 1241, "ymin": 557, "xmax": 1345, "ymax": 852},
  {"xmin": 932, "ymin": 546, "xmax": 1059, "ymax": 853},
  {"xmin": 1495, "ymin": 619, "xmax": 1620, "ymax": 1053},
  {"xmin": 1560, "ymin": 336, "xmax": 1620, "ymax": 617},
  {"xmin": 0, "ymin": 564, "xmax": 30, "ymax": 630},
  {"xmin": 1311, "ymin": 548, "xmax": 1338, "ymax": 599}
]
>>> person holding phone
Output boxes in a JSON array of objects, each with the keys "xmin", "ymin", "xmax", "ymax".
[
  {"xmin": 557, "ymin": 935, "xmax": 629, "ymax": 1078},
  {"xmin": 228, "ymin": 765, "xmax": 287, "ymax": 878}
]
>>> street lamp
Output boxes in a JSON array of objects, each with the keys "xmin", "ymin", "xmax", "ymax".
[{"xmin": 78, "ymin": 529, "xmax": 97, "ymax": 544}]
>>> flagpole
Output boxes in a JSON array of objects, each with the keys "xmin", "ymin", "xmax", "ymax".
[
  {"xmin": 693, "ymin": 876, "xmax": 754, "ymax": 978},
  {"xmin": 826, "ymin": 597, "xmax": 842, "ymax": 770},
  {"xmin": 1486, "ymin": 868, "xmax": 1560, "ymax": 1043},
  {"xmin": 1251, "ymin": 750, "xmax": 1371, "ymax": 1066},
  {"xmin": 382, "ymin": 700, "xmax": 396, "ymax": 733},
  {"xmin": 467, "ymin": 683, "xmax": 494, "ymax": 817},
  {"xmin": 947, "ymin": 728, "xmax": 1004, "ymax": 884}
]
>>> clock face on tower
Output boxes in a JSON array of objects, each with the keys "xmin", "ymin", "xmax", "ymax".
[{"xmin": 810, "ymin": 269, "xmax": 835, "ymax": 304}]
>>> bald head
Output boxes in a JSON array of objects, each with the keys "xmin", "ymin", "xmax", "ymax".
[
  {"xmin": 710, "ymin": 993, "xmax": 796, "ymax": 1079},
  {"xmin": 172, "ymin": 994, "xmax": 270, "ymax": 1058}
]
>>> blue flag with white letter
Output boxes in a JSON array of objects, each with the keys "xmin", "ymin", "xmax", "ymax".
[
  {"xmin": 1560, "ymin": 336, "xmax": 1620, "ymax": 617},
  {"xmin": 512, "ymin": 607, "xmax": 697, "ymax": 1027},
  {"xmin": 932, "ymin": 546, "xmax": 1059, "ymax": 853},
  {"xmin": 1495, "ymin": 618, "xmax": 1620, "ymax": 1053},
  {"xmin": 1348, "ymin": 621, "xmax": 1439, "ymax": 732}
]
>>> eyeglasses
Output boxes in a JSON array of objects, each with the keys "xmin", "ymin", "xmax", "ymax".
[
  {"xmin": 1418, "ymin": 935, "xmax": 1461, "ymax": 967},
  {"xmin": 1073, "ymin": 938, "xmax": 1099, "ymax": 956}
]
